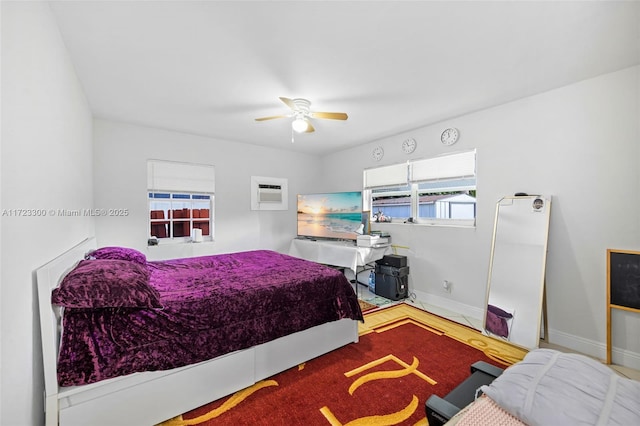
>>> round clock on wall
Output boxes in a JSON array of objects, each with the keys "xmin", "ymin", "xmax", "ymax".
[
  {"xmin": 441, "ymin": 128, "xmax": 459, "ymax": 145},
  {"xmin": 402, "ymin": 138, "xmax": 417, "ymax": 154},
  {"xmin": 372, "ymin": 146, "xmax": 384, "ymax": 161}
]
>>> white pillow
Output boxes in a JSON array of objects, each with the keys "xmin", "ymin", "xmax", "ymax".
[{"xmin": 481, "ymin": 349, "xmax": 640, "ymax": 426}]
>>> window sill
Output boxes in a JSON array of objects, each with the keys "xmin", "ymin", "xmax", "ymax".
[
  {"xmin": 372, "ymin": 220, "xmax": 476, "ymax": 229},
  {"xmin": 148, "ymin": 238, "xmax": 214, "ymax": 247}
]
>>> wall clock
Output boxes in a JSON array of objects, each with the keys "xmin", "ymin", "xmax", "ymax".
[
  {"xmin": 402, "ymin": 138, "xmax": 417, "ymax": 154},
  {"xmin": 441, "ymin": 128, "xmax": 459, "ymax": 145},
  {"xmin": 372, "ymin": 146, "xmax": 384, "ymax": 161}
]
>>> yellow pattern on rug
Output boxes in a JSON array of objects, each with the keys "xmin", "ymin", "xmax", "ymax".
[
  {"xmin": 160, "ymin": 380, "xmax": 278, "ymax": 426},
  {"xmin": 345, "ymin": 354, "xmax": 436, "ymax": 392},
  {"xmin": 320, "ymin": 396, "xmax": 420, "ymax": 426}
]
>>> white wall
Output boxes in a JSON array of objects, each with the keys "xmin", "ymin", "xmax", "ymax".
[
  {"xmin": 93, "ymin": 119, "xmax": 322, "ymax": 260},
  {"xmin": 1, "ymin": 2, "xmax": 94, "ymax": 425},
  {"xmin": 322, "ymin": 66, "xmax": 640, "ymax": 368}
]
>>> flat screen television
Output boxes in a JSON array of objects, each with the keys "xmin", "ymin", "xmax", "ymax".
[{"xmin": 297, "ymin": 191, "xmax": 363, "ymax": 241}]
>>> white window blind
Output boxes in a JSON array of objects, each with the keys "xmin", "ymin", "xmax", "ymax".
[
  {"xmin": 410, "ymin": 150, "xmax": 475, "ymax": 182},
  {"xmin": 147, "ymin": 160, "xmax": 215, "ymax": 193},
  {"xmin": 363, "ymin": 163, "xmax": 408, "ymax": 189}
]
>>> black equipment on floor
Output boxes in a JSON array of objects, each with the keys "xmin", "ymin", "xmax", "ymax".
[
  {"xmin": 425, "ymin": 361, "xmax": 504, "ymax": 426},
  {"xmin": 376, "ymin": 254, "xmax": 407, "ymax": 268},
  {"xmin": 374, "ymin": 256, "xmax": 409, "ymax": 301}
]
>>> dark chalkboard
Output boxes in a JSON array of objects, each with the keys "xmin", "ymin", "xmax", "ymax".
[
  {"xmin": 606, "ymin": 249, "xmax": 640, "ymax": 364},
  {"xmin": 608, "ymin": 250, "xmax": 640, "ymax": 311}
]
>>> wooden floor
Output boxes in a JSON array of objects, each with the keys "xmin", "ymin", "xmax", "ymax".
[{"xmin": 359, "ymin": 303, "xmax": 529, "ymax": 367}]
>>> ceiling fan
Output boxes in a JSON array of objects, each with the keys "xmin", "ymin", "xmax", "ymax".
[{"xmin": 255, "ymin": 97, "xmax": 348, "ymax": 134}]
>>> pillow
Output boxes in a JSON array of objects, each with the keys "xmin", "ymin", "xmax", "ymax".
[
  {"xmin": 52, "ymin": 259, "xmax": 162, "ymax": 309},
  {"xmin": 481, "ymin": 348, "xmax": 640, "ymax": 426},
  {"xmin": 488, "ymin": 304, "xmax": 513, "ymax": 319},
  {"xmin": 485, "ymin": 304, "xmax": 514, "ymax": 338},
  {"xmin": 86, "ymin": 246, "xmax": 146, "ymax": 265},
  {"xmin": 485, "ymin": 309, "xmax": 510, "ymax": 337}
]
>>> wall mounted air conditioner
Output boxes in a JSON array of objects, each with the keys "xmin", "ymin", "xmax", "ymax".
[
  {"xmin": 258, "ymin": 184, "xmax": 283, "ymax": 203},
  {"xmin": 251, "ymin": 176, "xmax": 288, "ymax": 211}
]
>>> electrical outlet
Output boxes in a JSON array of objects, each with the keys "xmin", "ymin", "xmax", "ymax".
[{"xmin": 443, "ymin": 280, "xmax": 451, "ymax": 293}]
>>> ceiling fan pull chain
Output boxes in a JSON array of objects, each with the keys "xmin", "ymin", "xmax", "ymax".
[{"xmin": 291, "ymin": 127, "xmax": 295, "ymax": 143}]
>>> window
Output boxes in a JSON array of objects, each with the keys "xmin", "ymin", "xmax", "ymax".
[
  {"xmin": 365, "ymin": 150, "xmax": 476, "ymax": 226},
  {"xmin": 370, "ymin": 184, "xmax": 411, "ymax": 219},
  {"xmin": 147, "ymin": 160, "xmax": 215, "ymax": 243},
  {"xmin": 149, "ymin": 192, "xmax": 213, "ymax": 240}
]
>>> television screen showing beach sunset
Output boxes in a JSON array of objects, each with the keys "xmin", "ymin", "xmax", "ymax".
[{"xmin": 297, "ymin": 192, "xmax": 363, "ymax": 240}]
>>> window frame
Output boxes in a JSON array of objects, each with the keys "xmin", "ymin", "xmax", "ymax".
[
  {"xmin": 365, "ymin": 150, "xmax": 476, "ymax": 228},
  {"xmin": 148, "ymin": 192, "xmax": 215, "ymax": 244}
]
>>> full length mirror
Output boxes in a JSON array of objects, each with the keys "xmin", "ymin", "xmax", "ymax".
[{"xmin": 484, "ymin": 195, "xmax": 551, "ymax": 349}]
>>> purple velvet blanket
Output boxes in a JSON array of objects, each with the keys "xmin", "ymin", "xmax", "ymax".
[{"xmin": 56, "ymin": 250, "xmax": 363, "ymax": 386}]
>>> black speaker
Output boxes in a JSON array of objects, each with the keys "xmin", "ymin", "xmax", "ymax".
[
  {"xmin": 374, "ymin": 273, "xmax": 408, "ymax": 301},
  {"xmin": 375, "ymin": 264, "xmax": 409, "ymax": 277},
  {"xmin": 376, "ymin": 254, "xmax": 407, "ymax": 268}
]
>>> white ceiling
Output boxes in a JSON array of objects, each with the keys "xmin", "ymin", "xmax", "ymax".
[{"xmin": 48, "ymin": 1, "xmax": 640, "ymax": 155}]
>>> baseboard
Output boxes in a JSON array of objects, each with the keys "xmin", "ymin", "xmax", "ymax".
[
  {"xmin": 548, "ymin": 328, "xmax": 640, "ymax": 371},
  {"xmin": 406, "ymin": 289, "xmax": 484, "ymax": 325}
]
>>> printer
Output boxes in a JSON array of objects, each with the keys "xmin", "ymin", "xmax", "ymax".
[{"xmin": 356, "ymin": 235, "xmax": 389, "ymax": 248}]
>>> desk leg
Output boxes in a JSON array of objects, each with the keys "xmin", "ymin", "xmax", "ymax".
[
  {"xmin": 355, "ymin": 279, "xmax": 358, "ymax": 299},
  {"xmin": 352, "ymin": 264, "xmax": 375, "ymax": 301},
  {"xmin": 351, "ymin": 267, "xmax": 359, "ymax": 300}
]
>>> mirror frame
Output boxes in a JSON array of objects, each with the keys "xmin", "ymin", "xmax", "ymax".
[{"xmin": 483, "ymin": 195, "xmax": 551, "ymax": 349}]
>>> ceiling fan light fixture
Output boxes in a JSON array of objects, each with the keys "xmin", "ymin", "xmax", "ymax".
[
  {"xmin": 292, "ymin": 117, "xmax": 309, "ymax": 133},
  {"xmin": 255, "ymin": 97, "xmax": 346, "ymax": 135}
]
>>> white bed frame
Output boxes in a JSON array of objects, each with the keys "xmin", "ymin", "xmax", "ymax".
[{"xmin": 37, "ymin": 238, "xmax": 359, "ymax": 426}]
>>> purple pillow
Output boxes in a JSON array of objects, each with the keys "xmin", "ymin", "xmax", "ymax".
[
  {"xmin": 488, "ymin": 304, "xmax": 513, "ymax": 319},
  {"xmin": 86, "ymin": 246, "xmax": 146, "ymax": 265},
  {"xmin": 52, "ymin": 259, "xmax": 162, "ymax": 309},
  {"xmin": 486, "ymin": 309, "xmax": 510, "ymax": 338}
]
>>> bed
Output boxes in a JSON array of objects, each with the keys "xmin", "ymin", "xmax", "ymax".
[
  {"xmin": 444, "ymin": 348, "xmax": 640, "ymax": 425},
  {"xmin": 37, "ymin": 238, "xmax": 362, "ymax": 426}
]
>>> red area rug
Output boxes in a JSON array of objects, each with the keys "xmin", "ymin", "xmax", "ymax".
[{"xmin": 161, "ymin": 315, "xmax": 507, "ymax": 425}]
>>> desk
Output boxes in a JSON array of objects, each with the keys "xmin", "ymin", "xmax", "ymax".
[{"xmin": 288, "ymin": 239, "xmax": 391, "ymax": 294}]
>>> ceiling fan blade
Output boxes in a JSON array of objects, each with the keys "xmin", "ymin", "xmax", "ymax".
[
  {"xmin": 310, "ymin": 112, "xmax": 348, "ymax": 120},
  {"xmin": 304, "ymin": 122, "xmax": 315, "ymax": 133},
  {"xmin": 279, "ymin": 97, "xmax": 296, "ymax": 110},
  {"xmin": 255, "ymin": 115, "xmax": 290, "ymax": 121}
]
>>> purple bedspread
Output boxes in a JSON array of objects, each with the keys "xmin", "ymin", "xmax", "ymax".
[{"xmin": 57, "ymin": 250, "xmax": 363, "ymax": 386}]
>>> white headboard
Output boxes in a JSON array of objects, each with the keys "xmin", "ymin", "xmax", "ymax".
[{"xmin": 37, "ymin": 238, "xmax": 97, "ymax": 401}]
